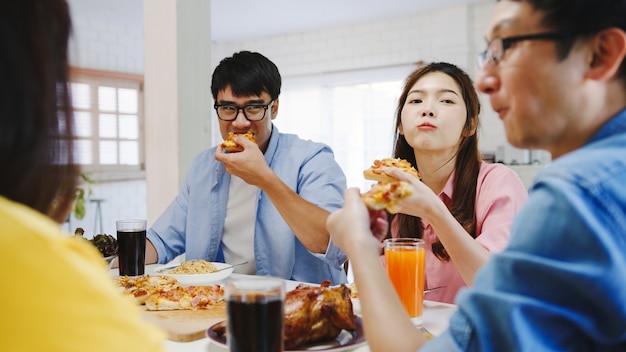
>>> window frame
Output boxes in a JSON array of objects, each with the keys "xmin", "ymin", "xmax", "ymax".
[{"xmin": 69, "ymin": 67, "xmax": 145, "ymax": 182}]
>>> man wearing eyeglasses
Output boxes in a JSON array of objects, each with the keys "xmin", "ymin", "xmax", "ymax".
[
  {"xmin": 146, "ymin": 51, "xmax": 348, "ymax": 285},
  {"xmin": 325, "ymin": 0, "xmax": 626, "ymax": 351}
]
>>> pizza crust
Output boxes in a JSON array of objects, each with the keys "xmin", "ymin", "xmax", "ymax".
[
  {"xmin": 363, "ymin": 169, "xmax": 401, "ymax": 183},
  {"xmin": 363, "ymin": 158, "xmax": 420, "ymax": 182}
]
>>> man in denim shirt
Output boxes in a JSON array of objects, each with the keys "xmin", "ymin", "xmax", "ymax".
[
  {"xmin": 146, "ymin": 51, "xmax": 348, "ymax": 284},
  {"xmin": 326, "ymin": 0, "xmax": 626, "ymax": 350}
]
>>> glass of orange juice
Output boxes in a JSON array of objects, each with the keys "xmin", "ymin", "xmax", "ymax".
[{"xmin": 384, "ymin": 238, "xmax": 426, "ymax": 326}]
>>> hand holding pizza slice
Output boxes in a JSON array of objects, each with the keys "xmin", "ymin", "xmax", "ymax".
[
  {"xmin": 360, "ymin": 181, "xmax": 413, "ymax": 214},
  {"xmin": 363, "ymin": 157, "xmax": 420, "ymax": 182},
  {"xmin": 221, "ymin": 131, "xmax": 256, "ymax": 152}
]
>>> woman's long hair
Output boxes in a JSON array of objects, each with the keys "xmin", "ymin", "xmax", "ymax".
[
  {"xmin": 392, "ymin": 62, "xmax": 481, "ymax": 261},
  {"xmin": 0, "ymin": 0, "xmax": 78, "ymax": 222}
]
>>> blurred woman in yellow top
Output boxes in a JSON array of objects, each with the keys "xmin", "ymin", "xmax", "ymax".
[{"xmin": 0, "ymin": 1, "xmax": 166, "ymax": 351}]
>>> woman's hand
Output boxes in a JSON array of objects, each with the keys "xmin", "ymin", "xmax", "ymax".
[{"xmin": 381, "ymin": 167, "xmax": 442, "ymax": 220}]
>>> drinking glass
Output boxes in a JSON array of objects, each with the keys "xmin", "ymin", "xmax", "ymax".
[
  {"xmin": 116, "ymin": 219, "xmax": 147, "ymax": 276},
  {"xmin": 226, "ymin": 277, "xmax": 285, "ymax": 352},
  {"xmin": 384, "ymin": 238, "xmax": 426, "ymax": 326}
]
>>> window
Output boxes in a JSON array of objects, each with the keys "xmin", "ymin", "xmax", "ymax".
[
  {"xmin": 277, "ymin": 82, "xmax": 403, "ymax": 189},
  {"xmin": 273, "ymin": 65, "xmax": 416, "ymax": 190},
  {"xmin": 70, "ymin": 68, "xmax": 144, "ymax": 180}
]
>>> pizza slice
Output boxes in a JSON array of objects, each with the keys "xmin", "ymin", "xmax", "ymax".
[
  {"xmin": 361, "ymin": 181, "xmax": 413, "ymax": 214},
  {"xmin": 221, "ymin": 131, "xmax": 256, "ymax": 153},
  {"xmin": 363, "ymin": 158, "xmax": 420, "ymax": 183},
  {"xmin": 114, "ymin": 275, "xmax": 181, "ymax": 305},
  {"xmin": 144, "ymin": 284, "xmax": 224, "ymax": 311}
]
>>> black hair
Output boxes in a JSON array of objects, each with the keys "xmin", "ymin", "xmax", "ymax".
[
  {"xmin": 0, "ymin": 0, "xmax": 78, "ymax": 221},
  {"xmin": 211, "ymin": 51, "xmax": 281, "ymax": 100},
  {"xmin": 505, "ymin": 0, "xmax": 626, "ymax": 85},
  {"xmin": 392, "ymin": 62, "xmax": 481, "ymax": 261}
]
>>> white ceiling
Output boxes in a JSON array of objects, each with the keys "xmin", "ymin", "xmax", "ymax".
[{"xmin": 67, "ymin": 0, "xmax": 485, "ymax": 42}]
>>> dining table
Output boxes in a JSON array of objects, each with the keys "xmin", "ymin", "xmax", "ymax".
[{"xmin": 109, "ymin": 264, "xmax": 457, "ymax": 352}]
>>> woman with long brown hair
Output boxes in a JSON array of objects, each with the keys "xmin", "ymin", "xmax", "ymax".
[
  {"xmin": 0, "ymin": 1, "xmax": 166, "ymax": 350},
  {"xmin": 382, "ymin": 62, "xmax": 528, "ymax": 303}
]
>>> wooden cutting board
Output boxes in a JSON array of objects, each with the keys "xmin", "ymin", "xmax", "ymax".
[{"xmin": 142, "ymin": 302, "xmax": 226, "ymax": 342}]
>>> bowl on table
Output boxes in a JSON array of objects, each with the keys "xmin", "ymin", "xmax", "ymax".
[{"xmin": 154, "ymin": 261, "xmax": 234, "ymax": 286}]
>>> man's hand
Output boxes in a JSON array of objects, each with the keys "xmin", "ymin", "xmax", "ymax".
[
  {"xmin": 215, "ymin": 135, "xmax": 272, "ymax": 186},
  {"xmin": 369, "ymin": 208, "xmax": 389, "ymax": 243},
  {"xmin": 327, "ymin": 188, "xmax": 387, "ymax": 255},
  {"xmin": 216, "ymin": 135, "xmax": 332, "ymax": 253}
]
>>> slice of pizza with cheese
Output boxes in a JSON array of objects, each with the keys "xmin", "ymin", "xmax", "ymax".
[
  {"xmin": 363, "ymin": 158, "xmax": 420, "ymax": 183},
  {"xmin": 114, "ymin": 275, "xmax": 182, "ymax": 305},
  {"xmin": 361, "ymin": 181, "xmax": 413, "ymax": 214},
  {"xmin": 144, "ymin": 284, "xmax": 224, "ymax": 311},
  {"xmin": 221, "ymin": 131, "xmax": 256, "ymax": 152}
]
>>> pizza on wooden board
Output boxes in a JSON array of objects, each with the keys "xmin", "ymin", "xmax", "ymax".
[
  {"xmin": 114, "ymin": 275, "xmax": 181, "ymax": 305},
  {"xmin": 144, "ymin": 284, "xmax": 224, "ymax": 311},
  {"xmin": 114, "ymin": 275, "xmax": 223, "ymax": 311}
]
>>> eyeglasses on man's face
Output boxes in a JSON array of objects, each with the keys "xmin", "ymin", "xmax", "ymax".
[
  {"xmin": 214, "ymin": 100, "xmax": 274, "ymax": 121},
  {"xmin": 477, "ymin": 31, "xmax": 566, "ymax": 68}
]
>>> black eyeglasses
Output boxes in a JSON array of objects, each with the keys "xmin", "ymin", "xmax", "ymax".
[
  {"xmin": 214, "ymin": 100, "xmax": 274, "ymax": 121},
  {"xmin": 477, "ymin": 32, "xmax": 567, "ymax": 68}
]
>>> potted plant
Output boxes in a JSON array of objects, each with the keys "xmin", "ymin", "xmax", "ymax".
[{"xmin": 73, "ymin": 173, "xmax": 96, "ymax": 220}]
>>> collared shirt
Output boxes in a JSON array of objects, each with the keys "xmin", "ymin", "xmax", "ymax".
[
  {"xmin": 147, "ymin": 125, "xmax": 348, "ymax": 285},
  {"xmin": 391, "ymin": 162, "xmax": 528, "ymax": 304},
  {"xmin": 423, "ymin": 108, "xmax": 626, "ymax": 351}
]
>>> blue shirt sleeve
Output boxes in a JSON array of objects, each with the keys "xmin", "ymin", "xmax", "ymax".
[{"xmin": 427, "ymin": 168, "xmax": 626, "ymax": 351}]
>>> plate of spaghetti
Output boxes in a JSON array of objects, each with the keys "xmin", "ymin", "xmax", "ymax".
[{"xmin": 154, "ymin": 260, "xmax": 234, "ymax": 286}]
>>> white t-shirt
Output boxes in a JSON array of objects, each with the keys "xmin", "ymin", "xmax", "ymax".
[{"xmin": 222, "ymin": 176, "xmax": 258, "ymax": 274}]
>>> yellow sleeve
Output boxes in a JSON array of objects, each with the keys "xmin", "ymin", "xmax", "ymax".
[{"xmin": 0, "ymin": 197, "xmax": 167, "ymax": 352}]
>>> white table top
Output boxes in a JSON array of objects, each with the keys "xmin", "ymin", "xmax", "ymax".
[{"xmin": 111, "ymin": 264, "xmax": 457, "ymax": 352}]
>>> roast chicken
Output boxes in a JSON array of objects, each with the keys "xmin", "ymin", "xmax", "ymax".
[
  {"xmin": 283, "ymin": 280, "xmax": 357, "ymax": 349},
  {"xmin": 212, "ymin": 280, "xmax": 357, "ymax": 349}
]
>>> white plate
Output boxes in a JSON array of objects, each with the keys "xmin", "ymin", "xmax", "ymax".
[
  {"xmin": 154, "ymin": 262, "xmax": 233, "ymax": 286},
  {"xmin": 206, "ymin": 316, "xmax": 366, "ymax": 352}
]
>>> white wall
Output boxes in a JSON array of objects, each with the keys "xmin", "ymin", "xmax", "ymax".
[
  {"xmin": 211, "ymin": 2, "xmax": 514, "ymax": 155},
  {"xmin": 67, "ymin": 0, "xmax": 542, "ymax": 237},
  {"xmin": 67, "ymin": 10, "xmax": 147, "ymax": 237},
  {"xmin": 69, "ymin": 13, "xmax": 144, "ymax": 74},
  {"xmin": 65, "ymin": 180, "xmax": 147, "ymax": 238}
]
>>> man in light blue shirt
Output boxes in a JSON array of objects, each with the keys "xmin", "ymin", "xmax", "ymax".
[
  {"xmin": 326, "ymin": 0, "xmax": 626, "ymax": 350},
  {"xmin": 146, "ymin": 51, "xmax": 348, "ymax": 284}
]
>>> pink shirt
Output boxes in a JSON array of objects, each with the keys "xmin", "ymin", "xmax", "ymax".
[{"xmin": 388, "ymin": 161, "xmax": 528, "ymax": 304}]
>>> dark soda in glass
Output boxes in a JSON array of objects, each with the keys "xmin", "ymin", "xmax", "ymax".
[
  {"xmin": 227, "ymin": 294, "xmax": 284, "ymax": 352},
  {"xmin": 117, "ymin": 230, "xmax": 146, "ymax": 276}
]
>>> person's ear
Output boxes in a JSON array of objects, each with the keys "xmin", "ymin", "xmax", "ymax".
[
  {"xmin": 270, "ymin": 98, "xmax": 279, "ymax": 120},
  {"xmin": 462, "ymin": 116, "xmax": 478, "ymax": 137},
  {"xmin": 586, "ymin": 28, "xmax": 626, "ymax": 81}
]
